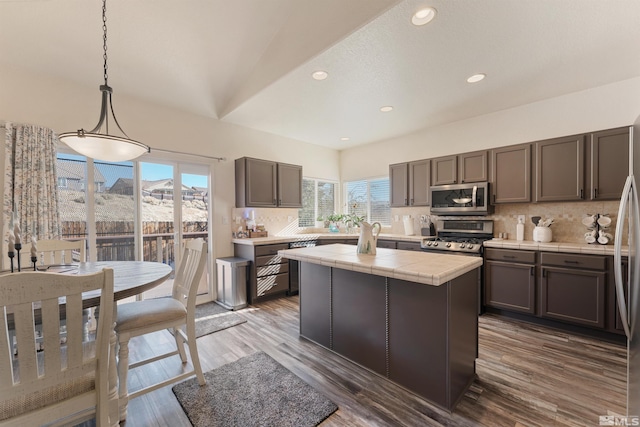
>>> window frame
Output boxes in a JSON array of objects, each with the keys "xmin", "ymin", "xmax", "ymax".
[
  {"xmin": 343, "ymin": 176, "xmax": 391, "ymax": 226},
  {"xmin": 298, "ymin": 177, "xmax": 338, "ymax": 227}
]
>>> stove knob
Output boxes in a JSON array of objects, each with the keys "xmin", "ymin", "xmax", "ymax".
[
  {"xmin": 467, "ymin": 244, "xmax": 475, "ymax": 250},
  {"xmin": 427, "ymin": 241, "xmax": 432, "ymax": 246},
  {"xmin": 446, "ymin": 242, "xmax": 452, "ymax": 248},
  {"xmin": 460, "ymin": 243, "xmax": 466, "ymax": 248},
  {"xmin": 433, "ymin": 242, "xmax": 438, "ymax": 247}
]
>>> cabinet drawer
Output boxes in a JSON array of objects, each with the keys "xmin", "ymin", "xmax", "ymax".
[
  {"xmin": 256, "ymin": 254, "xmax": 286, "ymax": 268},
  {"xmin": 485, "ymin": 248, "xmax": 536, "ymax": 264},
  {"xmin": 255, "ymin": 243, "xmax": 289, "ymax": 256},
  {"xmin": 540, "ymin": 252, "xmax": 606, "ymax": 270},
  {"xmin": 396, "ymin": 241, "xmax": 422, "ymax": 251},
  {"xmin": 256, "ymin": 272, "xmax": 289, "ymax": 297},
  {"xmin": 257, "ymin": 261, "xmax": 289, "ymax": 277},
  {"xmin": 378, "ymin": 240, "xmax": 397, "ymax": 249}
]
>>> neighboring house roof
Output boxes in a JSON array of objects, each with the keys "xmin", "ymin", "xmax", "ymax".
[
  {"xmin": 56, "ymin": 159, "xmax": 106, "ymax": 183},
  {"xmin": 143, "ymin": 179, "xmax": 195, "ymax": 194}
]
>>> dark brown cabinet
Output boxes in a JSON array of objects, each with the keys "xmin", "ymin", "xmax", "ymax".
[
  {"xmin": 535, "ymin": 135, "xmax": 585, "ymax": 202},
  {"xmin": 377, "ymin": 239, "xmax": 397, "ymax": 249},
  {"xmin": 389, "ymin": 159, "xmax": 430, "ymax": 207},
  {"xmin": 588, "ymin": 127, "xmax": 630, "ymax": 200},
  {"xmin": 396, "ymin": 241, "xmax": 422, "ymax": 251},
  {"xmin": 431, "ymin": 151, "xmax": 487, "ymax": 186},
  {"xmin": 484, "ymin": 249, "xmax": 536, "ymax": 314},
  {"xmin": 234, "ymin": 242, "xmax": 290, "ymax": 303},
  {"xmin": 235, "ymin": 157, "xmax": 302, "ymax": 208},
  {"xmin": 539, "ymin": 252, "xmax": 606, "ymax": 329},
  {"xmin": 490, "ymin": 143, "xmax": 532, "ymax": 203}
]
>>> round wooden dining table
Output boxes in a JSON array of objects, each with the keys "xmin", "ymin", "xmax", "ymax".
[{"xmin": 75, "ymin": 261, "xmax": 173, "ymax": 307}]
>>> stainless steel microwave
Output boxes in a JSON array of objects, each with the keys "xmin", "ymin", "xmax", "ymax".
[{"xmin": 430, "ymin": 182, "xmax": 493, "ymax": 215}]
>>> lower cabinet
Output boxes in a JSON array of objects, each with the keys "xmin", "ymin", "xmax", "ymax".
[
  {"xmin": 484, "ymin": 255, "xmax": 536, "ymax": 314},
  {"xmin": 234, "ymin": 243, "xmax": 290, "ymax": 303},
  {"xmin": 396, "ymin": 241, "xmax": 422, "ymax": 251},
  {"xmin": 539, "ymin": 253, "xmax": 606, "ymax": 329}
]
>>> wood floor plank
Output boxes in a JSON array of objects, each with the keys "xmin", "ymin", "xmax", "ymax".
[{"xmin": 112, "ymin": 296, "xmax": 626, "ymax": 427}]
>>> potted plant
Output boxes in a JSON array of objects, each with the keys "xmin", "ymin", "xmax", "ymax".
[
  {"xmin": 327, "ymin": 213, "xmax": 343, "ymax": 233},
  {"xmin": 315, "ymin": 215, "xmax": 326, "ymax": 229}
]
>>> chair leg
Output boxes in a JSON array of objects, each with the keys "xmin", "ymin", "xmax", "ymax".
[
  {"xmin": 117, "ymin": 335, "xmax": 131, "ymax": 422},
  {"xmin": 173, "ymin": 326, "xmax": 188, "ymax": 363},
  {"xmin": 186, "ymin": 322, "xmax": 205, "ymax": 386}
]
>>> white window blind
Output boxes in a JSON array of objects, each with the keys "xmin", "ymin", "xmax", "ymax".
[
  {"xmin": 345, "ymin": 178, "xmax": 390, "ymax": 226},
  {"xmin": 298, "ymin": 178, "xmax": 337, "ymax": 227}
]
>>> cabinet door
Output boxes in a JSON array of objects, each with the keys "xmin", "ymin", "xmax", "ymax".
[
  {"xmin": 377, "ymin": 239, "xmax": 397, "ymax": 249},
  {"xmin": 409, "ymin": 159, "xmax": 430, "ymax": 206},
  {"xmin": 491, "ymin": 144, "xmax": 531, "ymax": 203},
  {"xmin": 389, "ymin": 163, "xmax": 409, "ymax": 207},
  {"xmin": 535, "ymin": 135, "xmax": 585, "ymax": 202},
  {"xmin": 432, "ymin": 155, "xmax": 457, "ymax": 185},
  {"xmin": 244, "ymin": 158, "xmax": 278, "ymax": 207},
  {"xmin": 459, "ymin": 151, "xmax": 488, "ymax": 183},
  {"xmin": 540, "ymin": 266, "xmax": 606, "ymax": 328},
  {"xmin": 484, "ymin": 260, "xmax": 536, "ymax": 314},
  {"xmin": 277, "ymin": 163, "xmax": 302, "ymax": 207},
  {"xmin": 590, "ymin": 127, "xmax": 630, "ymax": 200},
  {"xmin": 396, "ymin": 241, "xmax": 422, "ymax": 251}
]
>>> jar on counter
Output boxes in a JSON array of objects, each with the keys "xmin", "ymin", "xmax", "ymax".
[{"xmin": 533, "ymin": 226, "xmax": 552, "ymax": 243}]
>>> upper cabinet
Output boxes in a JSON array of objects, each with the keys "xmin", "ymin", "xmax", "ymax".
[
  {"xmin": 535, "ymin": 135, "xmax": 585, "ymax": 202},
  {"xmin": 491, "ymin": 144, "xmax": 532, "ymax": 204},
  {"xmin": 389, "ymin": 159, "xmax": 430, "ymax": 207},
  {"xmin": 235, "ymin": 157, "xmax": 302, "ymax": 208},
  {"xmin": 431, "ymin": 151, "xmax": 488, "ymax": 186},
  {"xmin": 587, "ymin": 127, "xmax": 630, "ymax": 200}
]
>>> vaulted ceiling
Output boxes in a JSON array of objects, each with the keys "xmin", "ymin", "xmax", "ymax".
[{"xmin": 1, "ymin": 0, "xmax": 639, "ymax": 150}]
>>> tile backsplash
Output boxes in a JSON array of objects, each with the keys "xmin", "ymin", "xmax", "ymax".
[
  {"xmin": 232, "ymin": 200, "xmax": 624, "ymax": 246},
  {"xmin": 391, "ymin": 199, "xmax": 624, "ymax": 245}
]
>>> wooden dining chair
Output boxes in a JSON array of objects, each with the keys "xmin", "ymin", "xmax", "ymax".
[
  {"xmin": 115, "ymin": 238, "xmax": 208, "ymax": 421},
  {"xmin": 0, "ymin": 268, "xmax": 115, "ymax": 426},
  {"xmin": 22, "ymin": 239, "xmax": 86, "ymax": 266},
  {"xmin": 7, "ymin": 239, "xmax": 89, "ymax": 356}
]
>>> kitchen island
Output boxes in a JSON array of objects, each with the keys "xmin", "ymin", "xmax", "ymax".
[{"xmin": 278, "ymin": 243, "xmax": 482, "ymax": 412}]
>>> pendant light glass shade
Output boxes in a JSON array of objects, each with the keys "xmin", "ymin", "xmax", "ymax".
[{"xmin": 59, "ymin": 0, "xmax": 150, "ymax": 162}]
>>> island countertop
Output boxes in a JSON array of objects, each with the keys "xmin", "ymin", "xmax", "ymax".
[{"xmin": 278, "ymin": 243, "xmax": 482, "ymax": 286}]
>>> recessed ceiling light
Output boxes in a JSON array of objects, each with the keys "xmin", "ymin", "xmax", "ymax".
[
  {"xmin": 340, "ymin": 137, "xmax": 350, "ymax": 141},
  {"xmin": 466, "ymin": 73, "xmax": 486, "ymax": 83},
  {"xmin": 380, "ymin": 106, "xmax": 394, "ymax": 112},
  {"xmin": 312, "ymin": 70, "xmax": 328, "ymax": 81},
  {"xmin": 411, "ymin": 7, "xmax": 437, "ymax": 26}
]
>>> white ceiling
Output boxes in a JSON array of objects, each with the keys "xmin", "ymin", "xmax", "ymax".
[{"xmin": 1, "ymin": 0, "xmax": 640, "ymax": 150}]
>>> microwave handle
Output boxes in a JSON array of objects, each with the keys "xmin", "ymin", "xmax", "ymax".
[{"xmin": 472, "ymin": 185, "xmax": 477, "ymax": 207}]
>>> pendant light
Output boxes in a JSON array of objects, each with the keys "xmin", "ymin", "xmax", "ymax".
[{"xmin": 59, "ymin": 0, "xmax": 150, "ymax": 162}]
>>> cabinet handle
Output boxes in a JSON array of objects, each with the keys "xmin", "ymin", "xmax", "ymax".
[
  {"xmin": 405, "ymin": 198, "xmax": 408, "ymax": 205},
  {"xmin": 530, "ymin": 266, "xmax": 535, "ymax": 276},
  {"xmin": 594, "ymin": 188, "xmax": 598, "ymax": 199},
  {"xmin": 493, "ymin": 194, "xmax": 496, "ymax": 203},
  {"xmin": 580, "ymin": 189, "xmax": 584, "ymax": 199},
  {"xmin": 564, "ymin": 260, "xmax": 580, "ymax": 264},
  {"xmin": 461, "ymin": 179, "xmax": 465, "ymax": 183},
  {"xmin": 273, "ymin": 199, "xmax": 277, "ymax": 205},
  {"xmin": 542, "ymin": 268, "xmax": 546, "ymax": 278},
  {"xmin": 410, "ymin": 198, "xmax": 414, "ymax": 205},
  {"xmin": 503, "ymin": 255, "xmax": 516, "ymax": 259}
]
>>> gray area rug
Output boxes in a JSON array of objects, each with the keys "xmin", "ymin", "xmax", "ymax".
[
  {"xmin": 172, "ymin": 351, "xmax": 338, "ymax": 427},
  {"xmin": 195, "ymin": 302, "xmax": 247, "ymax": 338}
]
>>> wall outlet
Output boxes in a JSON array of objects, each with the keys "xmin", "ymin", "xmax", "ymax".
[{"xmin": 517, "ymin": 215, "xmax": 525, "ymax": 223}]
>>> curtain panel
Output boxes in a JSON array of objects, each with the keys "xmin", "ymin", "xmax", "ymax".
[{"xmin": 2, "ymin": 122, "xmax": 60, "ymax": 269}]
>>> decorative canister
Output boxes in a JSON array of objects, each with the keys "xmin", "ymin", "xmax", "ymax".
[{"xmin": 533, "ymin": 226, "xmax": 552, "ymax": 243}]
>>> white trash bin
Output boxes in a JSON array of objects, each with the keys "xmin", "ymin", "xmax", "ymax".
[{"xmin": 215, "ymin": 257, "xmax": 249, "ymax": 310}]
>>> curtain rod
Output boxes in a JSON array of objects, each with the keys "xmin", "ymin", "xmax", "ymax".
[{"xmin": 149, "ymin": 147, "xmax": 226, "ymax": 162}]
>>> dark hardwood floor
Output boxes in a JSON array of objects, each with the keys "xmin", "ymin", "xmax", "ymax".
[{"xmin": 118, "ymin": 296, "xmax": 626, "ymax": 427}]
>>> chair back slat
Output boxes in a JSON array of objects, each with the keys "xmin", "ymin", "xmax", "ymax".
[
  {"xmin": 19, "ymin": 239, "xmax": 86, "ymax": 266},
  {"xmin": 172, "ymin": 239, "xmax": 207, "ymax": 310},
  {"xmin": 40, "ymin": 298, "xmax": 61, "ymax": 375},
  {"xmin": 13, "ymin": 304, "xmax": 39, "ymax": 383},
  {"xmin": 65, "ymin": 293, "xmax": 84, "ymax": 369},
  {"xmin": 0, "ymin": 312, "xmax": 12, "ymax": 386}
]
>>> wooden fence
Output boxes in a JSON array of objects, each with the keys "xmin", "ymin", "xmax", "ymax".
[{"xmin": 61, "ymin": 221, "xmax": 208, "ymax": 263}]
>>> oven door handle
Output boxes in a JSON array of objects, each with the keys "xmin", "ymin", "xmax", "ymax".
[{"xmin": 472, "ymin": 185, "xmax": 477, "ymax": 208}]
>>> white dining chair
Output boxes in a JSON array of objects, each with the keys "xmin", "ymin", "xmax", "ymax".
[
  {"xmin": 7, "ymin": 239, "xmax": 89, "ymax": 355},
  {"xmin": 115, "ymin": 238, "xmax": 208, "ymax": 421},
  {"xmin": 0, "ymin": 268, "xmax": 115, "ymax": 427}
]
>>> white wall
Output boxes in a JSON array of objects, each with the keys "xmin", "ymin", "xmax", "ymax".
[
  {"xmin": 339, "ymin": 76, "xmax": 640, "ymax": 181},
  {"xmin": 0, "ymin": 65, "xmax": 340, "ymax": 259}
]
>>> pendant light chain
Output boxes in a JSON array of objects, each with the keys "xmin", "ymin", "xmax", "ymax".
[{"xmin": 102, "ymin": 0, "xmax": 108, "ymax": 85}]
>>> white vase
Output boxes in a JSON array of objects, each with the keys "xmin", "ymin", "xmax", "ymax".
[{"xmin": 533, "ymin": 226, "xmax": 552, "ymax": 243}]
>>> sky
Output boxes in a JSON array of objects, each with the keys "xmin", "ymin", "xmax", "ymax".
[{"xmin": 58, "ymin": 153, "xmax": 208, "ymax": 188}]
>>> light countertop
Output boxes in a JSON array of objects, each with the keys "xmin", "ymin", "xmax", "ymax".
[
  {"xmin": 278, "ymin": 243, "xmax": 482, "ymax": 286},
  {"xmin": 483, "ymin": 239, "xmax": 627, "ymax": 256},
  {"xmin": 232, "ymin": 233, "xmax": 424, "ymax": 246}
]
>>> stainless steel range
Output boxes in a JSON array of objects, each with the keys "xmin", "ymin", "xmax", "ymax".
[{"xmin": 420, "ymin": 219, "xmax": 494, "ymax": 256}]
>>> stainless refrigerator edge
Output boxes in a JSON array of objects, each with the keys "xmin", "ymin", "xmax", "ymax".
[{"xmin": 615, "ymin": 115, "xmax": 640, "ymax": 417}]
